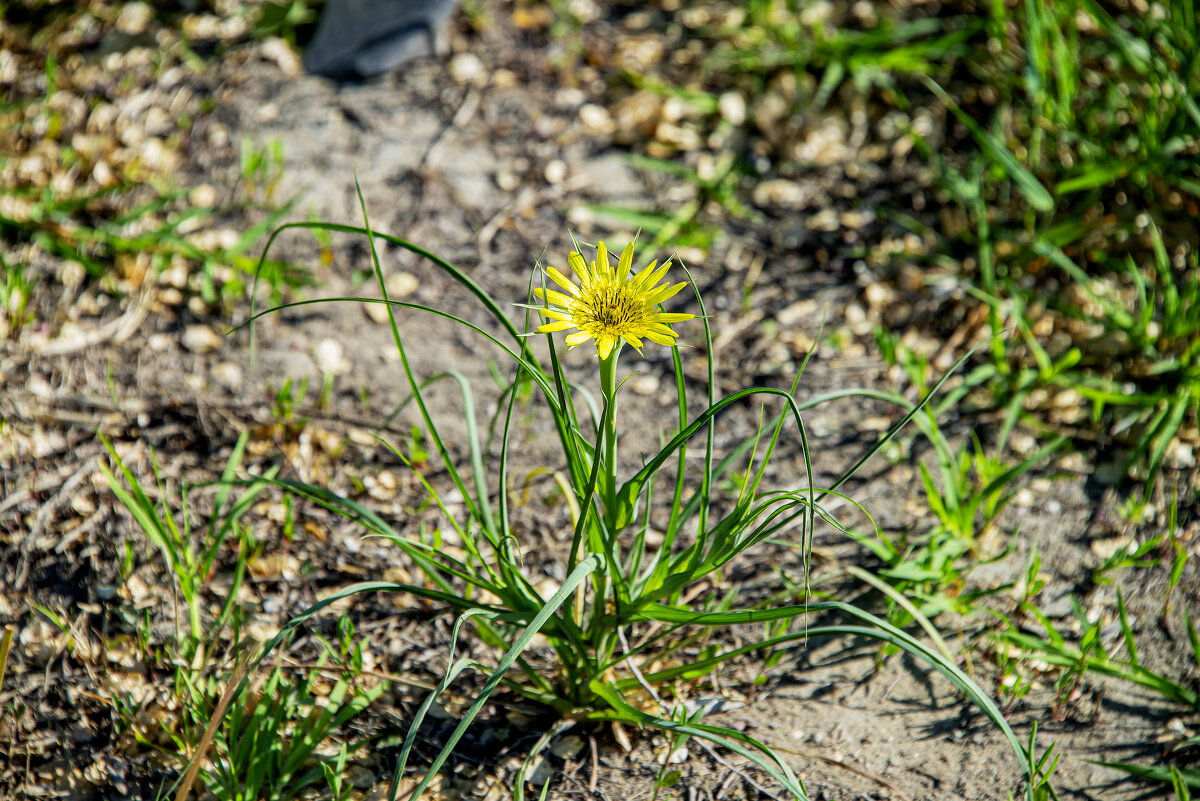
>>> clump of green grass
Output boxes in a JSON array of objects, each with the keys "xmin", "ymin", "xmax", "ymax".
[
  {"xmin": 100, "ymin": 433, "xmax": 383, "ymax": 801},
  {"xmin": 0, "ymin": 252, "xmax": 36, "ymax": 338},
  {"xmin": 251, "ymin": 0, "xmax": 324, "ymax": 45},
  {"xmin": 892, "ymin": 0, "xmax": 1199, "ymax": 491},
  {"xmin": 975, "ymin": 489, "xmax": 1198, "ymax": 797},
  {"xmin": 854, "ymin": 329, "xmax": 1066, "ymax": 624},
  {"xmin": 996, "ymin": 586, "xmax": 1200, "ymax": 794}
]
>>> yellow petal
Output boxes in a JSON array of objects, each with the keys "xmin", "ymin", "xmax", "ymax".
[
  {"xmin": 630, "ymin": 260, "xmax": 660, "ymax": 292},
  {"xmin": 568, "ymin": 251, "xmax": 590, "ymax": 283},
  {"xmin": 535, "ymin": 241, "xmax": 692, "ymax": 353},
  {"xmin": 542, "ymin": 289, "xmax": 575, "ymax": 308},
  {"xmin": 646, "ymin": 258, "xmax": 672, "ymax": 283},
  {"xmin": 618, "ymin": 242, "xmax": 635, "ymax": 280},
  {"xmin": 637, "ymin": 264, "xmax": 671, "ymax": 295},
  {"xmin": 644, "ymin": 281, "xmax": 686, "ymax": 306},
  {"xmin": 546, "ymin": 266, "xmax": 579, "ymax": 295}
]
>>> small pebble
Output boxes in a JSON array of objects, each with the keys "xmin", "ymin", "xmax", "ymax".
[
  {"xmin": 58, "ymin": 260, "xmax": 86, "ymax": 289},
  {"xmin": 259, "ymin": 36, "xmax": 303, "ymax": 76},
  {"xmin": 661, "ymin": 745, "xmax": 688, "ymax": 765},
  {"xmin": 840, "ymin": 210, "xmax": 869, "ymax": 229},
  {"xmin": 555, "ymin": 87, "xmax": 585, "ymax": 108},
  {"xmin": 314, "ymin": 338, "xmax": 349, "ymax": 373},
  {"xmin": 629, "ymin": 374, "xmax": 660, "ymax": 396},
  {"xmin": 189, "ymin": 184, "xmax": 217, "ymax": 207},
  {"xmin": 365, "ymin": 301, "xmax": 391, "ymax": 324},
  {"xmin": 492, "ymin": 68, "xmax": 518, "ymax": 87},
  {"xmin": 449, "ymin": 52, "xmax": 486, "ymax": 85},
  {"xmin": 551, "ymin": 735, "xmax": 585, "ymax": 759},
  {"xmin": 544, "ymin": 159, "xmax": 567, "ymax": 185},
  {"xmin": 212, "ymin": 361, "xmax": 243, "ymax": 391},
  {"xmin": 346, "ymin": 766, "xmax": 375, "ymax": 789},
  {"xmin": 115, "ymin": 2, "xmax": 154, "ymax": 34},
  {"xmin": 181, "ymin": 324, "xmax": 222, "ymax": 353},
  {"xmin": 808, "ymin": 208, "xmax": 839, "ymax": 232},
  {"xmin": 529, "ymin": 757, "xmax": 554, "ymax": 786},
  {"xmin": 718, "ymin": 91, "xmax": 746, "ymax": 125},
  {"xmin": 148, "ymin": 333, "xmax": 173, "ymax": 351},
  {"xmin": 579, "ymin": 103, "xmax": 615, "ymax": 133},
  {"xmin": 496, "ymin": 170, "xmax": 520, "ymax": 191},
  {"xmin": 1166, "ymin": 438, "xmax": 1196, "ymax": 469},
  {"xmin": 1090, "ymin": 535, "xmax": 1131, "ymax": 560},
  {"xmin": 387, "ymin": 271, "xmax": 419, "ymax": 298},
  {"xmin": 862, "ymin": 282, "xmax": 892, "ymax": 309},
  {"xmin": 245, "ymin": 620, "xmax": 281, "ymax": 642}
]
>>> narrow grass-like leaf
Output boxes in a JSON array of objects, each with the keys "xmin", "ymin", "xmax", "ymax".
[
  {"xmin": 1002, "ymin": 629, "xmax": 1198, "ymax": 709},
  {"xmin": 921, "ymin": 77, "xmax": 1054, "ymax": 212},
  {"xmin": 404, "ymin": 556, "xmax": 602, "ymax": 801},
  {"xmin": 388, "ymin": 609, "xmax": 492, "ymax": 801},
  {"xmin": 588, "ymin": 683, "xmax": 809, "ymax": 800},
  {"xmin": 845, "ymin": 565, "xmax": 954, "ymax": 662},
  {"xmin": 633, "ymin": 601, "xmax": 1034, "ymax": 788},
  {"xmin": 1092, "ymin": 761, "xmax": 1200, "ymax": 789}
]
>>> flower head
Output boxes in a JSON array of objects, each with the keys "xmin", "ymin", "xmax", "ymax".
[{"xmin": 532, "ymin": 241, "xmax": 694, "ymax": 359}]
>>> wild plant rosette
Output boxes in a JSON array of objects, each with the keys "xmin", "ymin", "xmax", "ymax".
[{"xmin": 229, "ymin": 206, "xmax": 1051, "ymax": 801}]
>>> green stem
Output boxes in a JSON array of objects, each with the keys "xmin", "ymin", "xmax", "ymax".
[
  {"xmin": 593, "ymin": 348, "xmax": 621, "ymax": 644},
  {"xmin": 599, "ymin": 349, "xmax": 619, "ymax": 519}
]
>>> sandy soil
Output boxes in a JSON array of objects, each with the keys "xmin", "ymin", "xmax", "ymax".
[{"xmin": 1, "ymin": 3, "xmax": 1197, "ymax": 800}]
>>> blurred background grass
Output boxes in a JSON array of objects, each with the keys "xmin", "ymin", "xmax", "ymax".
[{"xmin": 5, "ymin": 0, "xmax": 1195, "ymax": 493}]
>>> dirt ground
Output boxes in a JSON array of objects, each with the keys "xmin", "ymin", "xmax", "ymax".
[{"xmin": 2, "ymin": 3, "xmax": 1198, "ymax": 800}]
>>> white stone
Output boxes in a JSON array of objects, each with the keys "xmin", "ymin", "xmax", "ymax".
[
  {"xmin": 544, "ymin": 159, "xmax": 567, "ymax": 185},
  {"xmin": 718, "ymin": 91, "xmax": 746, "ymax": 125},
  {"xmin": 212, "ymin": 361, "xmax": 243, "ymax": 391},
  {"xmin": 315, "ymin": 338, "xmax": 350, "ymax": 374},
  {"xmin": 115, "ymin": 2, "xmax": 154, "ymax": 35},
  {"xmin": 630, "ymin": 374, "xmax": 660, "ymax": 396},
  {"xmin": 1166, "ymin": 438, "xmax": 1196, "ymax": 469},
  {"xmin": 551, "ymin": 735, "xmax": 585, "ymax": 759},
  {"xmin": 386, "ymin": 271, "xmax": 419, "ymax": 298},
  {"xmin": 579, "ymin": 103, "xmax": 615, "ymax": 133},
  {"xmin": 449, "ymin": 53, "xmax": 486, "ymax": 86},
  {"xmin": 189, "ymin": 184, "xmax": 217, "ymax": 207},
  {"xmin": 181, "ymin": 324, "xmax": 222, "ymax": 353},
  {"xmin": 259, "ymin": 36, "xmax": 303, "ymax": 77}
]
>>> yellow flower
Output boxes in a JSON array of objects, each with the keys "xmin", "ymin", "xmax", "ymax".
[{"xmin": 532, "ymin": 241, "xmax": 694, "ymax": 359}]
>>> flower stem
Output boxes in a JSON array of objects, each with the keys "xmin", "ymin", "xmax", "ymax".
[{"xmin": 599, "ymin": 349, "xmax": 619, "ymax": 518}]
